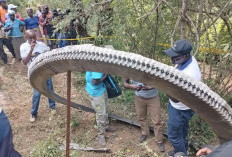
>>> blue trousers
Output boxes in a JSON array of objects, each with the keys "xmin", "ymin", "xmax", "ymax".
[
  {"xmin": 31, "ymin": 78, "xmax": 56, "ymax": 116},
  {"xmin": 0, "ymin": 111, "xmax": 21, "ymax": 157},
  {"xmin": 167, "ymin": 103, "xmax": 194, "ymax": 155}
]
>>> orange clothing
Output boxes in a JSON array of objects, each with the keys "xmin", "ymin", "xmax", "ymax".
[{"xmin": 0, "ymin": 7, "xmax": 7, "ymax": 22}]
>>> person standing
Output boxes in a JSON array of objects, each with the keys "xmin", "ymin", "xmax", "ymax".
[
  {"xmin": 0, "ymin": 21, "xmax": 15, "ymax": 64},
  {"xmin": 66, "ymin": 21, "xmax": 78, "ymax": 46},
  {"xmin": 0, "ymin": 0, "xmax": 7, "ymax": 23},
  {"xmin": 39, "ymin": 9, "xmax": 55, "ymax": 49},
  {"xmin": 164, "ymin": 39, "xmax": 201, "ymax": 156},
  {"xmin": 20, "ymin": 30, "xmax": 56, "ymax": 122},
  {"xmin": 123, "ymin": 79, "xmax": 165, "ymax": 152},
  {"xmin": 25, "ymin": 8, "xmax": 43, "ymax": 42},
  {"xmin": 85, "ymin": 71, "xmax": 116, "ymax": 146},
  {"xmin": 4, "ymin": 10, "xmax": 24, "ymax": 61},
  {"xmin": 0, "ymin": 105, "xmax": 21, "ymax": 156},
  {"xmin": 4, "ymin": 4, "xmax": 24, "ymax": 22}
]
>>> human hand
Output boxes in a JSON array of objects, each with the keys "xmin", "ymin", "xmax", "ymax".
[
  {"xmin": 30, "ymin": 41, "xmax": 36, "ymax": 50},
  {"xmin": 141, "ymin": 85, "xmax": 153, "ymax": 90},
  {"xmin": 136, "ymin": 84, "xmax": 144, "ymax": 91},
  {"xmin": 196, "ymin": 147, "xmax": 212, "ymax": 157},
  {"xmin": 8, "ymin": 26, "xmax": 13, "ymax": 30}
]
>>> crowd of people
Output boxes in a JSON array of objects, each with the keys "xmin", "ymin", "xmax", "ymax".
[
  {"xmin": 0, "ymin": 0, "xmax": 77, "ymax": 64},
  {"xmin": 0, "ymin": 1, "xmax": 231, "ymax": 157}
]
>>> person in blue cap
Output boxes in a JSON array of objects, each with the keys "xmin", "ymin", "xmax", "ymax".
[
  {"xmin": 164, "ymin": 39, "xmax": 202, "ymax": 156},
  {"xmin": 0, "ymin": 105, "xmax": 21, "ymax": 156}
]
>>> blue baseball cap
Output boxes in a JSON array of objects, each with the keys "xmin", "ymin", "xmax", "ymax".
[{"xmin": 165, "ymin": 40, "xmax": 192, "ymax": 57}]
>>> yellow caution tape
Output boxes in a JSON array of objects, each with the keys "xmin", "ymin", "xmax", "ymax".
[{"xmin": 1, "ymin": 35, "xmax": 228, "ymax": 54}]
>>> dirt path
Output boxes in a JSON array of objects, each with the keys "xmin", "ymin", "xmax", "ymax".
[{"xmin": 0, "ymin": 54, "xmax": 172, "ymax": 157}]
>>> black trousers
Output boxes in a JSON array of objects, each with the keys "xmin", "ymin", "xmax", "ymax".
[{"xmin": 0, "ymin": 38, "xmax": 15, "ymax": 63}]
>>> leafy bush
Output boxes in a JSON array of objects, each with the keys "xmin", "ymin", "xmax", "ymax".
[
  {"xmin": 188, "ymin": 115, "xmax": 215, "ymax": 153},
  {"xmin": 30, "ymin": 134, "xmax": 63, "ymax": 157}
]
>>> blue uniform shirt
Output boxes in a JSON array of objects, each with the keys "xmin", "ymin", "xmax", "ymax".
[
  {"xmin": 85, "ymin": 71, "xmax": 106, "ymax": 97},
  {"xmin": 4, "ymin": 19, "xmax": 25, "ymax": 37}
]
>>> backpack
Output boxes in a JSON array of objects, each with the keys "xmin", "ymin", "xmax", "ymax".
[{"xmin": 104, "ymin": 75, "xmax": 122, "ymax": 98}]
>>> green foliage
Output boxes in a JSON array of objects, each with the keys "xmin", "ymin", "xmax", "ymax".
[
  {"xmin": 30, "ymin": 133, "xmax": 63, "ymax": 157},
  {"xmin": 189, "ymin": 115, "xmax": 215, "ymax": 146},
  {"xmin": 70, "ymin": 119, "xmax": 81, "ymax": 128}
]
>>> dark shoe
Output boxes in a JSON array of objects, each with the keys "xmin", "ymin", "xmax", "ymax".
[
  {"xmin": 167, "ymin": 150, "xmax": 176, "ymax": 157},
  {"xmin": 157, "ymin": 142, "xmax": 165, "ymax": 152},
  {"xmin": 105, "ymin": 126, "xmax": 116, "ymax": 132},
  {"xmin": 98, "ymin": 135, "xmax": 106, "ymax": 146},
  {"xmin": 139, "ymin": 135, "xmax": 147, "ymax": 143}
]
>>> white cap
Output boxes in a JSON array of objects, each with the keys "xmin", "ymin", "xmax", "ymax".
[
  {"xmin": 8, "ymin": 4, "xmax": 18, "ymax": 10},
  {"xmin": 8, "ymin": 10, "xmax": 15, "ymax": 15}
]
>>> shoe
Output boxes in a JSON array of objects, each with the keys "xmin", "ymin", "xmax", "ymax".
[
  {"xmin": 105, "ymin": 126, "xmax": 116, "ymax": 132},
  {"xmin": 157, "ymin": 142, "xmax": 165, "ymax": 152},
  {"xmin": 98, "ymin": 135, "xmax": 106, "ymax": 146},
  {"xmin": 139, "ymin": 135, "xmax": 147, "ymax": 143},
  {"xmin": 30, "ymin": 115, "xmax": 37, "ymax": 123},
  {"xmin": 51, "ymin": 109, "xmax": 56, "ymax": 115},
  {"xmin": 167, "ymin": 150, "xmax": 176, "ymax": 157}
]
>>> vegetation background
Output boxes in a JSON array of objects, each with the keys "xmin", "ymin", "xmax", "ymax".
[{"xmin": 4, "ymin": 0, "xmax": 232, "ymax": 156}]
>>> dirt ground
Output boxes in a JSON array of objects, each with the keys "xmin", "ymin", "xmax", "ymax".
[{"xmin": 0, "ymin": 52, "xmax": 173, "ymax": 157}]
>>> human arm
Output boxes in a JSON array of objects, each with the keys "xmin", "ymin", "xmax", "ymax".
[
  {"xmin": 92, "ymin": 73, "xmax": 107, "ymax": 85},
  {"xmin": 21, "ymin": 42, "xmax": 36, "ymax": 65},
  {"xmin": 123, "ymin": 78, "xmax": 142, "ymax": 90},
  {"xmin": 39, "ymin": 17, "xmax": 47, "ymax": 26},
  {"xmin": 19, "ymin": 20, "xmax": 25, "ymax": 32},
  {"xmin": 17, "ymin": 13, "xmax": 24, "ymax": 22},
  {"xmin": 4, "ymin": 21, "xmax": 13, "ymax": 31},
  {"xmin": 196, "ymin": 147, "xmax": 212, "ymax": 157},
  {"xmin": 167, "ymin": 94, "xmax": 179, "ymax": 103}
]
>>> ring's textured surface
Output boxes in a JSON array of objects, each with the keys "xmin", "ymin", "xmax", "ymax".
[{"xmin": 28, "ymin": 44, "xmax": 232, "ymax": 143}]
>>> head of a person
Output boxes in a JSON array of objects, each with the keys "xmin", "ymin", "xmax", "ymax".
[
  {"xmin": 25, "ymin": 30, "xmax": 36, "ymax": 44},
  {"xmin": 44, "ymin": 5, "xmax": 49, "ymax": 13},
  {"xmin": 165, "ymin": 39, "xmax": 192, "ymax": 65},
  {"xmin": 37, "ymin": 4, "xmax": 41, "ymax": 11},
  {"xmin": 8, "ymin": 4, "xmax": 17, "ymax": 12},
  {"xmin": 26, "ymin": 8, "xmax": 33, "ymax": 17},
  {"xmin": 52, "ymin": 9, "xmax": 58, "ymax": 17},
  {"xmin": 0, "ymin": 0, "xmax": 7, "ymax": 9},
  {"xmin": 41, "ymin": 9, "xmax": 46, "ymax": 18},
  {"xmin": 8, "ymin": 10, "xmax": 15, "ymax": 20}
]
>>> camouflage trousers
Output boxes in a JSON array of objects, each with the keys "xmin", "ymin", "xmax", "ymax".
[{"xmin": 90, "ymin": 90, "xmax": 109, "ymax": 136}]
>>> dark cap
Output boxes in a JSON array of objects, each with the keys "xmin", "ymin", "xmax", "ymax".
[{"xmin": 165, "ymin": 40, "xmax": 192, "ymax": 57}]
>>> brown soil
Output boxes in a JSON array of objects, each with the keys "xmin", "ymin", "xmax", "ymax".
[{"xmin": 0, "ymin": 52, "xmax": 173, "ymax": 157}]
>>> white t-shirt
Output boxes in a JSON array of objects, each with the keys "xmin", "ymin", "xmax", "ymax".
[
  {"xmin": 169, "ymin": 56, "xmax": 201, "ymax": 110},
  {"xmin": 20, "ymin": 41, "xmax": 50, "ymax": 67}
]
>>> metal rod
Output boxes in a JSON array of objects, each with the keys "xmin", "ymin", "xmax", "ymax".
[{"xmin": 66, "ymin": 71, "xmax": 71, "ymax": 157}]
